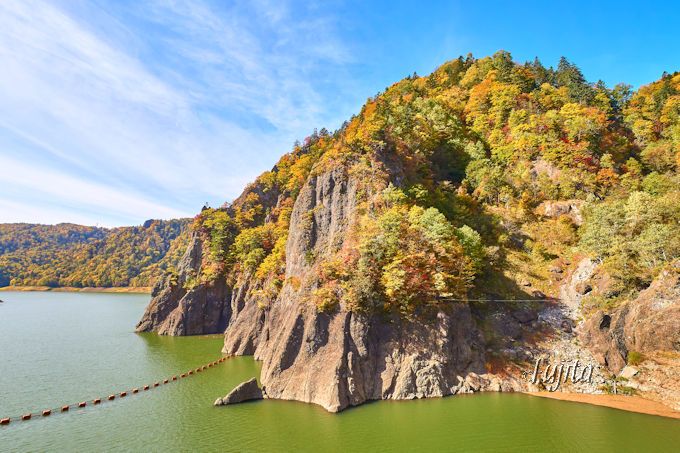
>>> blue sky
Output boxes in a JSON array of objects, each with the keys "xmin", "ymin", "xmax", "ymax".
[{"xmin": 1, "ymin": 0, "xmax": 678, "ymax": 226}]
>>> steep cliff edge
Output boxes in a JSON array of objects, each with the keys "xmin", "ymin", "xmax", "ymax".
[
  {"xmin": 220, "ymin": 166, "xmax": 501, "ymax": 411},
  {"xmin": 136, "ymin": 233, "xmax": 231, "ymax": 335},
  {"xmin": 578, "ymin": 266, "xmax": 680, "ymax": 409},
  {"xmin": 580, "ymin": 267, "xmax": 680, "ymax": 371},
  {"xmin": 139, "ymin": 160, "xmax": 522, "ymax": 411},
  {"xmin": 248, "ymin": 300, "xmax": 490, "ymax": 412},
  {"xmin": 136, "ymin": 54, "xmax": 680, "ymax": 412}
]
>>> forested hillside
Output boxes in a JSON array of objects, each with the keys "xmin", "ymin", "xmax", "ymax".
[
  {"xmin": 0, "ymin": 219, "xmax": 190, "ymax": 288},
  {"xmin": 137, "ymin": 52, "xmax": 680, "ymax": 412},
  {"xmin": 185, "ymin": 52, "xmax": 679, "ymax": 315},
  {"xmin": 6, "ymin": 51, "xmax": 680, "ymax": 307}
]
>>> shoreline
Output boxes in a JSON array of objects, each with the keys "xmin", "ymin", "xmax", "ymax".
[
  {"xmin": 525, "ymin": 391, "xmax": 680, "ymax": 420},
  {"xmin": 0, "ymin": 286, "xmax": 152, "ymax": 294}
]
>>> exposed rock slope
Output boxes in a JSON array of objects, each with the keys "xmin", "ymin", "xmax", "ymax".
[
  {"xmin": 136, "ymin": 234, "xmax": 231, "ymax": 335},
  {"xmin": 578, "ymin": 267, "xmax": 680, "ymax": 409},
  {"xmin": 220, "ymin": 166, "xmax": 504, "ymax": 411},
  {"xmin": 139, "ymin": 163, "xmax": 522, "ymax": 411},
  {"xmin": 580, "ymin": 267, "xmax": 680, "ymax": 371}
]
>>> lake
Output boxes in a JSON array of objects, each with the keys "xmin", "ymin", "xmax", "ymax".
[{"xmin": 1, "ymin": 291, "xmax": 678, "ymax": 452}]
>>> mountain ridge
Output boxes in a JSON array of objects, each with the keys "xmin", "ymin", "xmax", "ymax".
[
  {"xmin": 137, "ymin": 51, "xmax": 680, "ymax": 411},
  {"xmin": 0, "ymin": 219, "xmax": 191, "ymax": 288}
]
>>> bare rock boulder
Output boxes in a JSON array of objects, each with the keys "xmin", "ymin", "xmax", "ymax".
[
  {"xmin": 214, "ymin": 378, "xmax": 263, "ymax": 406},
  {"xmin": 619, "ymin": 366, "xmax": 639, "ymax": 380}
]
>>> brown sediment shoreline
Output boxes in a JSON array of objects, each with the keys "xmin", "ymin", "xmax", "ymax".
[
  {"xmin": 526, "ymin": 391, "xmax": 680, "ymax": 420},
  {"xmin": 0, "ymin": 286, "xmax": 151, "ymax": 294}
]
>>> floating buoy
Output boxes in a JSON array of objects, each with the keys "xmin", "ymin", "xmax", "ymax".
[
  {"xmin": 0, "ymin": 357, "xmax": 227, "ymax": 425},
  {"xmin": 4, "ymin": 356, "xmax": 224, "ymax": 425}
]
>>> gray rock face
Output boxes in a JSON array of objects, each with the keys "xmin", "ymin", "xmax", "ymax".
[
  {"xmin": 559, "ymin": 257, "xmax": 597, "ymax": 317},
  {"xmin": 218, "ymin": 165, "xmax": 498, "ymax": 412},
  {"xmin": 580, "ymin": 269, "xmax": 680, "ymax": 374},
  {"xmin": 214, "ymin": 378, "xmax": 263, "ymax": 406},
  {"xmin": 136, "ymin": 175, "xmax": 284, "ymax": 337},
  {"xmin": 250, "ymin": 302, "xmax": 488, "ymax": 412},
  {"xmin": 139, "ymin": 161, "xmax": 522, "ymax": 412},
  {"xmin": 284, "ymin": 166, "xmax": 359, "ymax": 278},
  {"xmin": 136, "ymin": 234, "xmax": 231, "ymax": 336},
  {"xmin": 512, "ymin": 308, "xmax": 538, "ymax": 324}
]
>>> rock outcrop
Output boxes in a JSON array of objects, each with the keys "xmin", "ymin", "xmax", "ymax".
[
  {"xmin": 135, "ymin": 157, "xmax": 680, "ymax": 412},
  {"xmin": 135, "ymin": 142, "xmax": 680, "ymax": 412},
  {"xmin": 138, "ymin": 160, "xmax": 526, "ymax": 412},
  {"xmin": 575, "ymin": 266, "xmax": 680, "ymax": 409},
  {"xmin": 236, "ymin": 301, "xmax": 491, "ymax": 412},
  {"xmin": 218, "ymin": 165, "xmax": 520, "ymax": 411},
  {"xmin": 214, "ymin": 378, "xmax": 263, "ymax": 406},
  {"xmin": 580, "ymin": 268, "xmax": 680, "ymax": 374},
  {"xmin": 535, "ymin": 200, "xmax": 584, "ymax": 226},
  {"xmin": 559, "ymin": 257, "xmax": 597, "ymax": 316},
  {"xmin": 136, "ymin": 234, "xmax": 231, "ymax": 336}
]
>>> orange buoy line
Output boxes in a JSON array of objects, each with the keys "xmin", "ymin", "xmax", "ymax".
[{"xmin": 0, "ymin": 355, "xmax": 230, "ymax": 426}]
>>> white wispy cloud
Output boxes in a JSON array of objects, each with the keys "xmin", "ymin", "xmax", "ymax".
[
  {"xmin": 0, "ymin": 155, "xmax": 188, "ymax": 223},
  {"xmin": 0, "ymin": 0, "xmax": 357, "ymax": 226}
]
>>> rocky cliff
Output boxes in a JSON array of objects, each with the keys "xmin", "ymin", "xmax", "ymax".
[
  {"xmin": 580, "ymin": 267, "xmax": 680, "ymax": 371},
  {"xmin": 578, "ymin": 266, "xmax": 680, "ymax": 409},
  {"xmin": 136, "ymin": 55, "xmax": 680, "ymax": 413},
  {"xmin": 135, "ymin": 136, "xmax": 678, "ymax": 412},
  {"xmin": 138, "ymin": 160, "xmax": 525, "ymax": 411},
  {"xmin": 136, "ymin": 234, "xmax": 231, "ymax": 335}
]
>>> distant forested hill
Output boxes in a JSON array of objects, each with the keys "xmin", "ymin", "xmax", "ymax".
[{"xmin": 0, "ymin": 219, "xmax": 190, "ymax": 288}]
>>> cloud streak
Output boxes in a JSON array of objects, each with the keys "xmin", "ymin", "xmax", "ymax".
[{"xmin": 0, "ymin": 0, "xmax": 357, "ymax": 226}]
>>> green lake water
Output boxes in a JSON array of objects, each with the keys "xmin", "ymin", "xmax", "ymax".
[{"xmin": 0, "ymin": 291, "xmax": 678, "ymax": 452}]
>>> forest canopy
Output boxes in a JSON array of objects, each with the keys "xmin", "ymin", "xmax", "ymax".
[
  {"xmin": 185, "ymin": 52, "xmax": 680, "ymax": 315},
  {"xmin": 0, "ymin": 219, "xmax": 190, "ymax": 288}
]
